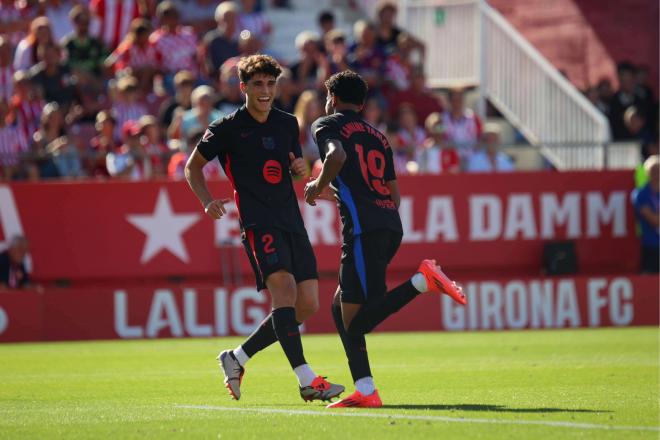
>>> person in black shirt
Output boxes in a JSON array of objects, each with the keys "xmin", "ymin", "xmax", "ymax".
[
  {"xmin": 305, "ymin": 70, "xmax": 465, "ymax": 408},
  {"xmin": 184, "ymin": 54, "xmax": 344, "ymax": 403}
]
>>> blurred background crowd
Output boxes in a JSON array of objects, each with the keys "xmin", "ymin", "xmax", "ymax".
[{"xmin": 0, "ymin": 0, "xmax": 656, "ymax": 182}]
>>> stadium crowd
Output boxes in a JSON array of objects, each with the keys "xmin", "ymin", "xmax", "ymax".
[
  {"xmin": 0, "ymin": 0, "xmax": 656, "ymax": 182},
  {"xmin": 0, "ymin": 0, "xmax": 518, "ymax": 182}
]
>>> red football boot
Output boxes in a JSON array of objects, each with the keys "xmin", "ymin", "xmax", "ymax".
[
  {"xmin": 326, "ymin": 390, "xmax": 383, "ymax": 408},
  {"xmin": 417, "ymin": 259, "xmax": 467, "ymax": 305}
]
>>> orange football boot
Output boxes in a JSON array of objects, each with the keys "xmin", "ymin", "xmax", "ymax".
[
  {"xmin": 417, "ymin": 259, "xmax": 467, "ymax": 305},
  {"xmin": 326, "ymin": 390, "xmax": 383, "ymax": 408}
]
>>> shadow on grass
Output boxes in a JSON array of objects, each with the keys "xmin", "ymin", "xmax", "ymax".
[{"xmin": 379, "ymin": 404, "xmax": 610, "ymax": 413}]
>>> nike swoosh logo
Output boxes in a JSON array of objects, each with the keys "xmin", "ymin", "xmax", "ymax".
[{"xmin": 240, "ymin": 132, "xmax": 253, "ymax": 138}]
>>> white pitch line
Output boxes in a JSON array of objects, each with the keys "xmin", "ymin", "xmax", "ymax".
[{"xmin": 175, "ymin": 405, "xmax": 660, "ymax": 432}]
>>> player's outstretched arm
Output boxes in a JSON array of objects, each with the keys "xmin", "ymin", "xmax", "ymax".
[
  {"xmin": 185, "ymin": 148, "xmax": 230, "ymax": 219},
  {"xmin": 304, "ymin": 138, "xmax": 346, "ymax": 206}
]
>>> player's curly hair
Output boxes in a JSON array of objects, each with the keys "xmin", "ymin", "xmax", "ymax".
[
  {"xmin": 324, "ymin": 70, "xmax": 368, "ymax": 106},
  {"xmin": 237, "ymin": 54, "xmax": 283, "ymax": 83}
]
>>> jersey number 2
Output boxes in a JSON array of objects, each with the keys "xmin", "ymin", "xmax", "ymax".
[
  {"xmin": 262, "ymin": 234, "xmax": 276, "ymax": 254},
  {"xmin": 356, "ymin": 144, "xmax": 390, "ymax": 195}
]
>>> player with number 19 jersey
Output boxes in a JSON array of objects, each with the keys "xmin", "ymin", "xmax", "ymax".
[{"xmin": 311, "ymin": 110, "xmax": 402, "ymax": 240}]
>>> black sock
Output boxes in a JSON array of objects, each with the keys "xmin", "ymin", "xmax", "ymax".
[
  {"xmin": 272, "ymin": 306, "xmax": 306, "ymax": 369},
  {"xmin": 347, "ymin": 280, "xmax": 419, "ymax": 335},
  {"xmin": 332, "ymin": 302, "xmax": 371, "ymax": 382},
  {"xmin": 242, "ymin": 313, "xmax": 302, "ymax": 358},
  {"xmin": 241, "ymin": 313, "xmax": 277, "ymax": 357}
]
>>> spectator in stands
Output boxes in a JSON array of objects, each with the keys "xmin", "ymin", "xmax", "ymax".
[
  {"xmin": 150, "ymin": 1, "xmax": 200, "ymax": 92},
  {"xmin": 106, "ymin": 19, "xmax": 159, "ymax": 92},
  {"xmin": 442, "ymin": 87, "xmax": 482, "ymax": 161},
  {"xmin": 632, "ymin": 155, "xmax": 659, "ymax": 273},
  {"xmin": 235, "ymin": 29, "xmax": 263, "ymax": 58},
  {"xmin": 28, "ymin": 43, "xmax": 78, "ymax": 113},
  {"xmin": 238, "ymin": 0, "xmax": 272, "ymax": 45},
  {"xmin": 609, "ymin": 62, "xmax": 645, "ymax": 140},
  {"xmin": 386, "ymin": 124, "xmax": 412, "ymax": 175},
  {"xmin": 317, "ymin": 10, "xmax": 335, "ymax": 41},
  {"xmin": 139, "ymin": 114, "xmax": 168, "ymax": 176},
  {"xmin": 383, "ymin": 33, "xmax": 416, "ymax": 93},
  {"xmin": 32, "ymin": 102, "xmax": 81, "ymax": 178},
  {"xmin": 9, "ymin": 70, "xmax": 43, "ymax": 152},
  {"xmin": 622, "ymin": 106, "xmax": 653, "ymax": 143},
  {"xmin": 290, "ymin": 31, "xmax": 323, "ymax": 93},
  {"xmin": 395, "ymin": 103, "xmax": 425, "ymax": 170},
  {"xmin": 40, "ymin": 0, "xmax": 75, "ymax": 42},
  {"xmin": 0, "ymin": 235, "xmax": 32, "ymax": 289},
  {"xmin": 585, "ymin": 86, "xmax": 609, "ymax": 115},
  {"xmin": 157, "ymin": 69, "xmax": 194, "ymax": 130},
  {"xmin": 319, "ymin": 29, "xmax": 351, "ymax": 80},
  {"xmin": 388, "ymin": 67, "xmax": 442, "ymax": 126},
  {"xmin": 0, "ymin": 99, "xmax": 24, "ymax": 180},
  {"xmin": 168, "ymin": 85, "xmax": 222, "ymax": 145},
  {"xmin": 418, "ymin": 112, "xmax": 459, "ymax": 174},
  {"xmin": 14, "ymin": 16, "xmax": 54, "ymax": 71},
  {"xmin": 111, "ymin": 75, "xmax": 148, "ymax": 139},
  {"xmin": 87, "ymin": 109, "xmax": 117, "ymax": 177},
  {"xmin": 273, "ymin": 68, "xmax": 297, "ymax": 114},
  {"xmin": 215, "ymin": 60, "xmax": 243, "ymax": 115},
  {"xmin": 0, "ymin": 37, "xmax": 15, "ymax": 103},
  {"xmin": 374, "ymin": 1, "xmax": 424, "ymax": 58},
  {"xmin": 89, "ymin": 0, "xmax": 149, "ymax": 50},
  {"xmin": 348, "ymin": 20, "xmax": 385, "ymax": 90},
  {"xmin": 362, "ymin": 96, "xmax": 387, "ymax": 133},
  {"xmin": 62, "ymin": 5, "xmax": 108, "ymax": 80},
  {"xmin": 0, "ymin": 0, "xmax": 32, "ymax": 40},
  {"xmin": 106, "ymin": 120, "xmax": 150, "ymax": 180},
  {"xmin": 294, "ymin": 89, "xmax": 323, "ymax": 165},
  {"xmin": 202, "ymin": 1, "xmax": 240, "ymax": 79},
  {"xmin": 171, "ymin": 0, "xmax": 217, "ymax": 31},
  {"xmin": 466, "ymin": 123, "xmax": 514, "ymax": 173},
  {"xmin": 168, "ymin": 127, "xmax": 222, "ymax": 179}
]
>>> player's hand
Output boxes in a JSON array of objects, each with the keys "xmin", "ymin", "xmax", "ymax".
[
  {"xmin": 304, "ymin": 178, "xmax": 321, "ymax": 206},
  {"xmin": 204, "ymin": 198, "xmax": 231, "ymax": 219},
  {"xmin": 289, "ymin": 152, "xmax": 307, "ymax": 177}
]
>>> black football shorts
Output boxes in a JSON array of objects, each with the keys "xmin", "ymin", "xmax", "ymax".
[
  {"xmin": 242, "ymin": 227, "xmax": 318, "ymax": 290},
  {"xmin": 339, "ymin": 229, "xmax": 403, "ymax": 304}
]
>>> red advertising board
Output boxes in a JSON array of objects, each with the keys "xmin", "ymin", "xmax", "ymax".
[
  {"xmin": 0, "ymin": 275, "xmax": 656, "ymax": 343},
  {"xmin": 0, "ymin": 171, "xmax": 639, "ymax": 282}
]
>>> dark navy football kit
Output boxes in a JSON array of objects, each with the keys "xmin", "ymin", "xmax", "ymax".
[
  {"xmin": 197, "ymin": 105, "xmax": 318, "ymax": 289},
  {"xmin": 312, "ymin": 109, "xmax": 403, "ymax": 304}
]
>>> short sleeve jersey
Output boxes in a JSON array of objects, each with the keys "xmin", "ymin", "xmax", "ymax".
[
  {"xmin": 197, "ymin": 106, "xmax": 306, "ymax": 234},
  {"xmin": 312, "ymin": 110, "xmax": 402, "ymax": 240}
]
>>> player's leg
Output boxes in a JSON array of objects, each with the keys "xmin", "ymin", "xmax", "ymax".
[
  {"xmin": 288, "ymin": 232, "xmax": 344, "ymax": 401},
  {"xmin": 344, "ymin": 231, "xmax": 464, "ymax": 336},
  {"xmin": 327, "ymin": 237, "xmax": 383, "ymax": 408}
]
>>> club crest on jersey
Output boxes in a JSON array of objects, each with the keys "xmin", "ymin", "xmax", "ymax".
[
  {"xmin": 202, "ymin": 129, "xmax": 214, "ymax": 142},
  {"xmin": 262, "ymin": 136, "xmax": 276, "ymax": 150}
]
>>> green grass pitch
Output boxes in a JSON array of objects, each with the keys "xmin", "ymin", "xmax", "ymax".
[{"xmin": 1, "ymin": 327, "xmax": 658, "ymax": 439}]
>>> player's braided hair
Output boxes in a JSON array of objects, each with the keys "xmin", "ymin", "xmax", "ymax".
[
  {"xmin": 325, "ymin": 70, "xmax": 368, "ymax": 106},
  {"xmin": 237, "ymin": 54, "xmax": 283, "ymax": 83}
]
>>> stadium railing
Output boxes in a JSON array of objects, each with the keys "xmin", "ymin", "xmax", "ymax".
[{"xmin": 396, "ymin": 0, "xmax": 611, "ymax": 152}]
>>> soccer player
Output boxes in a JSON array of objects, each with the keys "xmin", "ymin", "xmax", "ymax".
[
  {"xmin": 184, "ymin": 54, "xmax": 344, "ymax": 402},
  {"xmin": 304, "ymin": 70, "xmax": 466, "ymax": 408}
]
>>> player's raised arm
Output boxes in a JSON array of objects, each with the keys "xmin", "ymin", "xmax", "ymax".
[{"xmin": 184, "ymin": 147, "xmax": 230, "ymax": 219}]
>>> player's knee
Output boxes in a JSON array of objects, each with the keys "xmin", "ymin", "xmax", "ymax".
[
  {"xmin": 295, "ymin": 296, "xmax": 319, "ymax": 322},
  {"xmin": 345, "ymin": 320, "xmax": 370, "ymax": 336}
]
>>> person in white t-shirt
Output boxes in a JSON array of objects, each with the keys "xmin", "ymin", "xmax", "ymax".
[{"xmin": 466, "ymin": 123, "xmax": 515, "ymax": 173}]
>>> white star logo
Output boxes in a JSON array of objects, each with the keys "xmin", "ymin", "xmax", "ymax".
[{"xmin": 126, "ymin": 188, "xmax": 201, "ymax": 264}]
